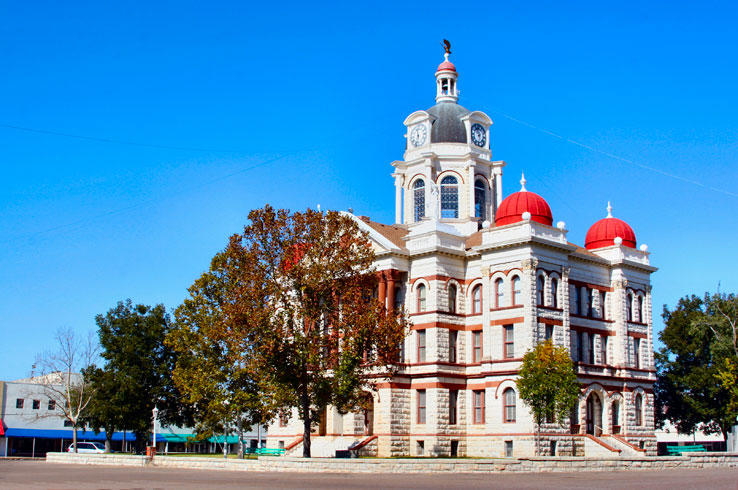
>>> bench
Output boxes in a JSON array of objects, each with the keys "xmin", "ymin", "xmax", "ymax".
[
  {"xmin": 666, "ymin": 444, "xmax": 706, "ymax": 455},
  {"xmin": 247, "ymin": 447, "xmax": 285, "ymax": 456}
]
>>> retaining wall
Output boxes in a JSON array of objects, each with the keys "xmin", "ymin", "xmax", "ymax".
[{"xmin": 46, "ymin": 452, "xmax": 738, "ymax": 473}]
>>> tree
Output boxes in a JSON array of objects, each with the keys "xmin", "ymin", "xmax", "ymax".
[
  {"xmin": 94, "ymin": 300, "xmax": 192, "ymax": 452},
  {"xmin": 35, "ymin": 327, "xmax": 99, "ymax": 452},
  {"xmin": 209, "ymin": 206, "xmax": 407, "ymax": 457},
  {"xmin": 655, "ymin": 293, "xmax": 738, "ymax": 439},
  {"xmin": 167, "ymin": 251, "xmax": 273, "ymax": 458},
  {"xmin": 516, "ymin": 340, "xmax": 580, "ymax": 455}
]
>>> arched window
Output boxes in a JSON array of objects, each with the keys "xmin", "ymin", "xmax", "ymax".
[
  {"xmin": 634, "ymin": 393, "xmax": 643, "ymax": 426},
  {"xmin": 440, "ymin": 176, "xmax": 459, "ymax": 219},
  {"xmin": 417, "ymin": 284, "xmax": 427, "ymax": 312},
  {"xmin": 448, "ymin": 284, "xmax": 457, "ymax": 314},
  {"xmin": 474, "ymin": 179, "xmax": 486, "ymax": 222},
  {"xmin": 627, "ymin": 292, "xmax": 634, "ymax": 322},
  {"xmin": 536, "ymin": 276, "xmax": 545, "ymax": 306},
  {"xmin": 495, "ymin": 278, "xmax": 505, "ymax": 308},
  {"xmin": 551, "ymin": 278, "xmax": 559, "ymax": 308},
  {"xmin": 512, "ymin": 276, "xmax": 522, "ymax": 305},
  {"xmin": 611, "ymin": 400, "xmax": 620, "ymax": 428},
  {"xmin": 413, "ymin": 179, "xmax": 425, "ymax": 222},
  {"xmin": 472, "ymin": 285, "xmax": 482, "ymax": 314},
  {"xmin": 504, "ymin": 388, "xmax": 517, "ymax": 422}
]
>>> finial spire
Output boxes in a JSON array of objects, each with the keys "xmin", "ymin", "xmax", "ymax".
[
  {"xmin": 606, "ymin": 201, "xmax": 613, "ymax": 218},
  {"xmin": 520, "ymin": 173, "xmax": 527, "ymax": 192},
  {"xmin": 442, "ymin": 39, "xmax": 451, "ymax": 57}
]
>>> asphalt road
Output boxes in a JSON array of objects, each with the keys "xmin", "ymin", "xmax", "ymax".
[{"xmin": 0, "ymin": 460, "xmax": 736, "ymax": 490}]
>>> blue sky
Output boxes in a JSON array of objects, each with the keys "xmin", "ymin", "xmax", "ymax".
[{"xmin": 1, "ymin": 2, "xmax": 737, "ymax": 380}]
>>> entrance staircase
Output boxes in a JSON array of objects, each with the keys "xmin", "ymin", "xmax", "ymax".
[
  {"xmin": 582, "ymin": 433, "xmax": 645, "ymax": 457},
  {"xmin": 284, "ymin": 435, "xmax": 376, "ymax": 458}
]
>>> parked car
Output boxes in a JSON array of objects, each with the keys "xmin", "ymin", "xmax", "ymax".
[{"xmin": 66, "ymin": 442, "xmax": 106, "ymax": 453}]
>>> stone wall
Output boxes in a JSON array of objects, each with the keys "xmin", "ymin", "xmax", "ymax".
[{"xmin": 47, "ymin": 452, "xmax": 738, "ymax": 473}]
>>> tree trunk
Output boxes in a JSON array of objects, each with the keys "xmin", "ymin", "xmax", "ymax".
[
  {"xmin": 237, "ymin": 417, "xmax": 244, "ymax": 459},
  {"xmin": 301, "ymin": 388, "xmax": 312, "ymax": 458},
  {"xmin": 73, "ymin": 423, "xmax": 78, "ymax": 453}
]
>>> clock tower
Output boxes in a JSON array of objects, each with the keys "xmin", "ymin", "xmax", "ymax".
[{"xmin": 391, "ymin": 44, "xmax": 505, "ymax": 235}]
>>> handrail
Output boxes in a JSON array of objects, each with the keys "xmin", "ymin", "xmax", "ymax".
[
  {"xmin": 611, "ymin": 434, "xmax": 646, "ymax": 453},
  {"xmin": 583, "ymin": 434, "xmax": 621, "ymax": 453},
  {"xmin": 349, "ymin": 435, "xmax": 378, "ymax": 451},
  {"xmin": 285, "ymin": 437, "xmax": 304, "ymax": 451}
]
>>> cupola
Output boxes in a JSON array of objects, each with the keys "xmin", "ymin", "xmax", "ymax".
[
  {"xmin": 494, "ymin": 174, "xmax": 553, "ymax": 226},
  {"xmin": 436, "ymin": 40, "xmax": 458, "ymax": 103},
  {"xmin": 585, "ymin": 202, "xmax": 637, "ymax": 249}
]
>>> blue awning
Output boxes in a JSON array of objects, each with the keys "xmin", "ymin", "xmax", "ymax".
[{"xmin": 3, "ymin": 428, "xmax": 136, "ymax": 441}]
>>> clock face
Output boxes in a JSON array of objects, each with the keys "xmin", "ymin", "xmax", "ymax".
[
  {"xmin": 410, "ymin": 124, "xmax": 427, "ymax": 147},
  {"xmin": 471, "ymin": 123, "xmax": 486, "ymax": 147}
]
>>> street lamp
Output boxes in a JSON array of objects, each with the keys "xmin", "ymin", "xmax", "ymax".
[
  {"xmin": 152, "ymin": 406, "xmax": 159, "ymax": 456},
  {"xmin": 222, "ymin": 400, "xmax": 229, "ymax": 459}
]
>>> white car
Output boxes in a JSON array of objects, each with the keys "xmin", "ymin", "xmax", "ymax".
[{"xmin": 67, "ymin": 442, "xmax": 106, "ymax": 453}]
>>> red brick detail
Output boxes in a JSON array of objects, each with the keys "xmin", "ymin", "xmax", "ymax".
[
  {"xmin": 490, "ymin": 317, "xmax": 524, "ymax": 326},
  {"xmin": 536, "ymin": 317, "xmax": 563, "ymax": 326}
]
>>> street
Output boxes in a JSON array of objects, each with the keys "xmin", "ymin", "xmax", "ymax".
[{"xmin": 0, "ymin": 460, "xmax": 737, "ymax": 490}]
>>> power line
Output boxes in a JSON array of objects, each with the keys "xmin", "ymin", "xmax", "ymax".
[
  {"xmin": 0, "ymin": 122, "xmax": 249, "ymax": 153},
  {"xmin": 487, "ymin": 109, "xmax": 738, "ymax": 199}
]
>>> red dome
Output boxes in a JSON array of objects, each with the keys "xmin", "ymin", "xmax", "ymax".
[
  {"xmin": 585, "ymin": 217, "xmax": 636, "ymax": 249},
  {"xmin": 436, "ymin": 60, "xmax": 456, "ymax": 72},
  {"xmin": 495, "ymin": 190, "xmax": 553, "ymax": 226}
]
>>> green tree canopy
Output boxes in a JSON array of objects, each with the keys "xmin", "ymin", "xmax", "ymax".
[
  {"xmin": 655, "ymin": 292, "xmax": 738, "ymax": 438},
  {"xmin": 179, "ymin": 205, "xmax": 407, "ymax": 457},
  {"xmin": 93, "ymin": 300, "xmax": 192, "ymax": 452},
  {"xmin": 167, "ymin": 251, "xmax": 273, "ymax": 457},
  {"xmin": 517, "ymin": 340, "xmax": 580, "ymax": 454}
]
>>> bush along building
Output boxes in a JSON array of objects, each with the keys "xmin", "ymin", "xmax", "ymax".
[{"xmin": 267, "ymin": 46, "xmax": 657, "ymax": 458}]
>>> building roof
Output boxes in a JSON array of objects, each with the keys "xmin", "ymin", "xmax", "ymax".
[
  {"xmin": 585, "ymin": 216, "xmax": 637, "ymax": 250},
  {"xmin": 360, "ymin": 218, "xmax": 408, "ymax": 250},
  {"xmin": 426, "ymin": 102, "xmax": 470, "ymax": 144}
]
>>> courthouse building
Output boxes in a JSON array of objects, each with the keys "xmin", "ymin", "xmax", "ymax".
[{"xmin": 268, "ymin": 47, "xmax": 657, "ymax": 458}]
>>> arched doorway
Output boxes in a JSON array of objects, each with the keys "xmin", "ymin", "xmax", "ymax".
[{"xmin": 586, "ymin": 393, "xmax": 603, "ymax": 436}]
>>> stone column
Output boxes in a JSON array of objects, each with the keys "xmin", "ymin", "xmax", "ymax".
[
  {"xmin": 378, "ymin": 272, "xmax": 387, "ymax": 310},
  {"xmin": 394, "ymin": 174, "xmax": 403, "ymax": 224},
  {"xmin": 612, "ymin": 279, "xmax": 628, "ymax": 367},
  {"xmin": 387, "ymin": 271, "xmax": 396, "ymax": 312},
  {"xmin": 522, "ymin": 258, "xmax": 538, "ymax": 350},
  {"xmin": 645, "ymin": 285, "xmax": 654, "ymax": 370},
  {"xmin": 481, "ymin": 265, "xmax": 491, "ymax": 361}
]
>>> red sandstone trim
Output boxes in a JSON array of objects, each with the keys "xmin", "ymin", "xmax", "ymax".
[
  {"xmin": 537, "ymin": 317, "xmax": 563, "ymax": 326},
  {"xmin": 349, "ymin": 435, "xmax": 378, "ymax": 451},
  {"xmin": 570, "ymin": 324, "xmax": 616, "ymax": 336},
  {"xmin": 490, "ymin": 317, "xmax": 524, "ymax": 326},
  {"xmin": 285, "ymin": 437, "xmax": 303, "ymax": 451},
  {"xmin": 628, "ymin": 331, "xmax": 648, "ymax": 339},
  {"xmin": 489, "ymin": 305, "xmax": 523, "ymax": 312},
  {"xmin": 569, "ymin": 279, "xmax": 613, "ymax": 292}
]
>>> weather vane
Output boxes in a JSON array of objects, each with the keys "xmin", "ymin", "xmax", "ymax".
[{"xmin": 442, "ymin": 39, "xmax": 451, "ymax": 55}]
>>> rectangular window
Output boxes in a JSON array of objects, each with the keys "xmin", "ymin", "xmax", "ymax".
[
  {"xmin": 279, "ymin": 410, "xmax": 289, "ymax": 427},
  {"xmin": 48, "ymin": 400, "xmax": 56, "ymax": 411},
  {"xmin": 588, "ymin": 333, "xmax": 595, "ymax": 364},
  {"xmin": 473, "ymin": 330, "xmax": 482, "ymax": 362},
  {"xmin": 576, "ymin": 331, "xmax": 583, "ymax": 361},
  {"xmin": 600, "ymin": 291, "xmax": 607, "ymax": 319},
  {"xmin": 16, "ymin": 398, "xmax": 24, "ymax": 409},
  {"xmin": 449, "ymin": 389, "xmax": 458, "ymax": 425},
  {"xmin": 473, "ymin": 390, "xmax": 485, "ymax": 424},
  {"xmin": 417, "ymin": 330, "xmax": 426, "ymax": 362},
  {"xmin": 449, "ymin": 330, "xmax": 458, "ymax": 363},
  {"xmin": 504, "ymin": 325, "xmax": 514, "ymax": 358},
  {"xmin": 450, "ymin": 440, "xmax": 459, "ymax": 457},
  {"xmin": 585, "ymin": 288, "xmax": 593, "ymax": 317},
  {"xmin": 32, "ymin": 399, "xmax": 40, "ymax": 410},
  {"xmin": 601, "ymin": 335, "xmax": 607, "ymax": 365},
  {"xmin": 505, "ymin": 440, "xmax": 514, "ymax": 458},
  {"xmin": 417, "ymin": 440, "xmax": 425, "ymax": 456},
  {"xmin": 572, "ymin": 287, "xmax": 580, "ymax": 315},
  {"xmin": 64, "ymin": 420, "xmax": 74, "ymax": 427},
  {"xmin": 545, "ymin": 324, "xmax": 553, "ymax": 341},
  {"xmin": 417, "ymin": 390, "xmax": 426, "ymax": 424},
  {"xmin": 634, "ymin": 337, "xmax": 641, "ymax": 369}
]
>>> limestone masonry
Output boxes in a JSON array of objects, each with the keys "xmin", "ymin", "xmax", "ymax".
[{"xmin": 267, "ymin": 46, "xmax": 657, "ymax": 458}]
